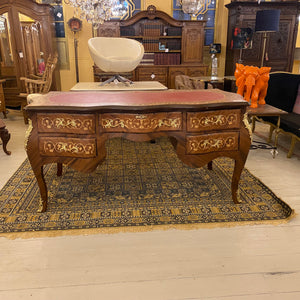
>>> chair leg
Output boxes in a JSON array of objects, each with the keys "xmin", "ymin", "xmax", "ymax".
[
  {"xmin": 287, "ymin": 136, "xmax": 297, "ymax": 158},
  {"xmin": 100, "ymin": 76, "xmax": 118, "ymax": 86},
  {"xmin": 251, "ymin": 116, "xmax": 256, "ymax": 133},
  {"xmin": 116, "ymin": 75, "xmax": 133, "ymax": 84},
  {"xmin": 268, "ymin": 125, "xmax": 275, "ymax": 143}
]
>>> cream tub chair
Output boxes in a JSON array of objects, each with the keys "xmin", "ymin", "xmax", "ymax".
[{"xmin": 88, "ymin": 37, "xmax": 144, "ymax": 85}]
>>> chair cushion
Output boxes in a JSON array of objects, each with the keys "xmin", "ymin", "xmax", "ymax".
[{"xmin": 280, "ymin": 113, "xmax": 300, "ymax": 137}]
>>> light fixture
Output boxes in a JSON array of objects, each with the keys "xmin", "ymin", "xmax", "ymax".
[
  {"xmin": 62, "ymin": 0, "xmax": 128, "ymax": 29},
  {"xmin": 255, "ymin": 9, "xmax": 280, "ymax": 67},
  {"xmin": 176, "ymin": 0, "xmax": 205, "ymax": 17}
]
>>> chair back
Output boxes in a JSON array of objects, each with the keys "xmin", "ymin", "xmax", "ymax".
[
  {"xmin": 88, "ymin": 37, "xmax": 144, "ymax": 73},
  {"xmin": 40, "ymin": 53, "xmax": 58, "ymax": 93},
  {"xmin": 175, "ymin": 75, "xmax": 213, "ymax": 90},
  {"xmin": 265, "ymin": 72, "xmax": 300, "ymax": 112}
]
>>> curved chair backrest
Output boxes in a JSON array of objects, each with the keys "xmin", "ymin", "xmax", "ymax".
[
  {"xmin": 88, "ymin": 37, "xmax": 144, "ymax": 73},
  {"xmin": 265, "ymin": 72, "xmax": 300, "ymax": 112},
  {"xmin": 40, "ymin": 53, "xmax": 58, "ymax": 93}
]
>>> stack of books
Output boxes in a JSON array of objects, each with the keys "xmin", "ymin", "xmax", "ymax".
[
  {"xmin": 154, "ymin": 53, "xmax": 181, "ymax": 65},
  {"xmin": 143, "ymin": 38, "xmax": 159, "ymax": 52},
  {"xmin": 140, "ymin": 53, "xmax": 155, "ymax": 65},
  {"xmin": 142, "ymin": 22, "xmax": 162, "ymax": 36}
]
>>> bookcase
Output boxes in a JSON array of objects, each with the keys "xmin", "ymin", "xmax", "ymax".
[{"xmin": 93, "ymin": 5, "xmax": 208, "ymax": 88}]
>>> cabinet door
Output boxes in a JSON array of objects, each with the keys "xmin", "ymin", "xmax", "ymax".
[{"xmin": 181, "ymin": 22, "xmax": 204, "ymax": 64}]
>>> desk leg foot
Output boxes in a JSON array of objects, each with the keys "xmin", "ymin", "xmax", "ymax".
[
  {"xmin": 0, "ymin": 127, "xmax": 11, "ymax": 155},
  {"xmin": 231, "ymin": 159, "xmax": 244, "ymax": 204}
]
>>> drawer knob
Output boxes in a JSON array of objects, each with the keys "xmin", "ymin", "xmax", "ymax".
[{"xmin": 151, "ymin": 73, "xmax": 155, "ymax": 79}]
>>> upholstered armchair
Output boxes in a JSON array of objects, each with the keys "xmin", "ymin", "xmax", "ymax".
[
  {"xmin": 175, "ymin": 75, "xmax": 213, "ymax": 90},
  {"xmin": 88, "ymin": 37, "xmax": 144, "ymax": 85}
]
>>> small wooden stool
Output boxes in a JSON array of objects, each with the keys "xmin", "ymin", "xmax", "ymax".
[{"xmin": 0, "ymin": 118, "xmax": 11, "ymax": 155}]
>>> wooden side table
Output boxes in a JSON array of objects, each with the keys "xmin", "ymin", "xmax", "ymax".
[
  {"xmin": 0, "ymin": 79, "xmax": 7, "ymax": 118},
  {"xmin": 0, "ymin": 118, "xmax": 11, "ymax": 155}
]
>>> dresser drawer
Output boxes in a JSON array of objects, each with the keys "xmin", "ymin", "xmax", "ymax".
[
  {"xmin": 136, "ymin": 67, "xmax": 167, "ymax": 84},
  {"xmin": 100, "ymin": 112, "xmax": 182, "ymax": 133},
  {"xmin": 187, "ymin": 109, "xmax": 240, "ymax": 132},
  {"xmin": 186, "ymin": 132, "xmax": 239, "ymax": 154},
  {"xmin": 39, "ymin": 137, "xmax": 96, "ymax": 158},
  {"xmin": 138, "ymin": 67, "xmax": 167, "ymax": 75},
  {"xmin": 37, "ymin": 113, "xmax": 96, "ymax": 134}
]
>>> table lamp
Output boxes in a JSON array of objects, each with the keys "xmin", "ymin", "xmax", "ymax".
[{"xmin": 255, "ymin": 10, "xmax": 280, "ymax": 67}]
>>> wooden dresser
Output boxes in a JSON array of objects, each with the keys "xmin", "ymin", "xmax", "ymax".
[{"xmin": 25, "ymin": 89, "xmax": 251, "ymax": 212}]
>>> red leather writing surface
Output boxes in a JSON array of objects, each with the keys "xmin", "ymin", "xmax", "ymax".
[{"xmin": 28, "ymin": 90, "xmax": 245, "ymax": 108}]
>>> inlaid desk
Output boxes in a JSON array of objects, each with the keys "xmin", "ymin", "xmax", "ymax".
[{"xmin": 25, "ymin": 89, "xmax": 251, "ymax": 212}]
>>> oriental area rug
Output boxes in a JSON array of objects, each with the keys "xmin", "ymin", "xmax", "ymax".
[{"xmin": 0, "ymin": 137, "xmax": 293, "ymax": 237}]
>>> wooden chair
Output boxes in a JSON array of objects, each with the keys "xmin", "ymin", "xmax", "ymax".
[{"xmin": 19, "ymin": 53, "xmax": 58, "ymax": 124}]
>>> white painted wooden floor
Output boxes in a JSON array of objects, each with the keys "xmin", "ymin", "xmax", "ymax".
[{"xmin": 0, "ymin": 110, "xmax": 300, "ymax": 300}]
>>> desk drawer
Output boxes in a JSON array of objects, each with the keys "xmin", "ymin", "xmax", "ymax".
[
  {"xmin": 100, "ymin": 112, "xmax": 182, "ymax": 133},
  {"xmin": 37, "ymin": 113, "xmax": 96, "ymax": 134},
  {"xmin": 187, "ymin": 109, "xmax": 240, "ymax": 132},
  {"xmin": 39, "ymin": 137, "xmax": 96, "ymax": 158},
  {"xmin": 186, "ymin": 132, "xmax": 239, "ymax": 154}
]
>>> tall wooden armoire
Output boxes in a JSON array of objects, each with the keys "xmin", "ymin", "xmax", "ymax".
[
  {"xmin": 0, "ymin": 0, "xmax": 56, "ymax": 107},
  {"xmin": 225, "ymin": 1, "xmax": 299, "ymax": 75}
]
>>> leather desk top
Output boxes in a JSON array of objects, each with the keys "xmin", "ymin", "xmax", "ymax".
[{"xmin": 26, "ymin": 89, "xmax": 246, "ymax": 110}]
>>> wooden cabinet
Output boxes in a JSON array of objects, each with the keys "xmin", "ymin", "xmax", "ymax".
[
  {"xmin": 94, "ymin": 5, "xmax": 208, "ymax": 88},
  {"xmin": 225, "ymin": 1, "xmax": 299, "ymax": 75},
  {"xmin": 0, "ymin": 0, "xmax": 56, "ymax": 107}
]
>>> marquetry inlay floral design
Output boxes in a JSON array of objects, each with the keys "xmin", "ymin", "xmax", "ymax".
[
  {"xmin": 43, "ymin": 141, "xmax": 95, "ymax": 156},
  {"xmin": 41, "ymin": 117, "xmax": 94, "ymax": 131},
  {"xmin": 187, "ymin": 136, "xmax": 237, "ymax": 154},
  {"xmin": 190, "ymin": 113, "xmax": 238, "ymax": 129},
  {"xmin": 101, "ymin": 117, "xmax": 181, "ymax": 130}
]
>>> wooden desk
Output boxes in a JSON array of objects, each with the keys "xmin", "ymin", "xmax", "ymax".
[{"xmin": 25, "ymin": 89, "xmax": 251, "ymax": 212}]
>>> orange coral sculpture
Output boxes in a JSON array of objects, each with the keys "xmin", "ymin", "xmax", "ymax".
[{"xmin": 234, "ymin": 63, "xmax": 271, "ymax": 108}]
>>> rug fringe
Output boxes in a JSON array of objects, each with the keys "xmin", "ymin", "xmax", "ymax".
[{"xmin": 1, "ymin": 210, "xmax": 295, "ymax": 240}]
